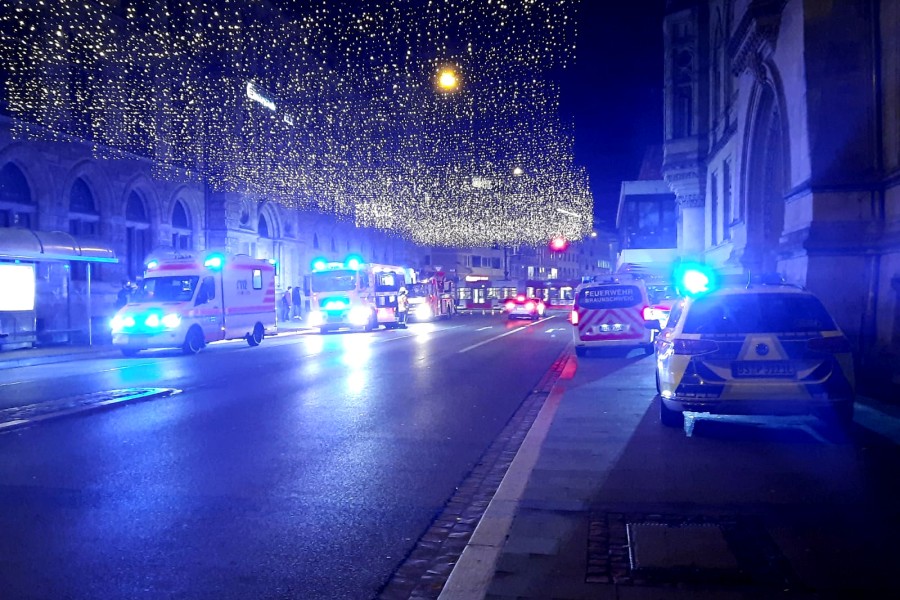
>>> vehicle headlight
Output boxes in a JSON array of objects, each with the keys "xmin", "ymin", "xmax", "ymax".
[
  {"xmin": 110, "ymin": 314, "xmax": 134, "ymax": 333},
  {"xmin": 349, "ymin": 306, "xmax": 371, "ymax": 325},
  {"xmin": 161, "ymin": 313, "xmax": 181, "ymax": 329},
  {"xmin": 417, "ymin": 305, "xmax": 433, "ymax": 319},
  {"xmin": 308, "ymin": 310, "xmax": 324, "ymax": 326}
]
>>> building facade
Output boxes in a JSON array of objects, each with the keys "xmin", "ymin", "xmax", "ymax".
[
  {"xmin": 662, "ymin": 0, "xmax": 900, "ymax": 377},
  {"xmin": 0, "ymin": 115, "xmax": 421, "ymax": 343}
]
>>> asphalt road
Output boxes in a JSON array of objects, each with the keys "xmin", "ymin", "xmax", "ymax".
[{"xmin": 0, "ymin": 314, "xmax": 570, "ymax": 600}]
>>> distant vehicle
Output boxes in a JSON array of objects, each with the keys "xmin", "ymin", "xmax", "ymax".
[
  {"xmin": 305, "ymin": 256, "xmax": 410, "ymax": 332},
  {"xmin": 110, "ymin": 252, "xmax": 276, "ymax": 356},
  {"xmin": 650, "ymin": 271, "xmax": 855, "ymax": 429},
  {"xmin": 571, "ymin": 275, "xmax": 654, "ymax": 356},
  {"xmin": 504, "ymin": 295, "xmax": 546, "ymax": 321},
  {"xmin": 407, "ymin": 271, "xmax": 455, "ymax": 321}
]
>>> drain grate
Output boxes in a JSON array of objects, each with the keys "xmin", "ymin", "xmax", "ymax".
[{"xmin": 587, "ymin": 512, "xmax": 794, "ymax": 588}]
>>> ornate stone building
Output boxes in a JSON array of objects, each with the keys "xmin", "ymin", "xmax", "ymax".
[
  {"xmin": 0, "ymin": 115, "xmax": 420, "ymax": 343},
  {"xmin": 662, "ymin": 0, "xmax": 900, "ymax": 376}
]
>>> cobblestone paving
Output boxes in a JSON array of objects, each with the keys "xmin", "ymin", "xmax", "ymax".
[{"xmin": 378, "ymin": 349, "xmax": 570, "ymax": 600}]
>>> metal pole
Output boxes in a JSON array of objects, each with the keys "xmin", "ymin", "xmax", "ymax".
[{"xmin": 86, "ymin": 262, "xmax": 92, "ymax": 346}]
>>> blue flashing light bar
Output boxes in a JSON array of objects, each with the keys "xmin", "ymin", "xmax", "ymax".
[
  {"xmin": 674, "ymin": 262, "xmax": 718, "ymax": 297},
  {"xmin": 311, "ymin": 257, "xmax": 329, "ymax": 272},
  {"xmin": 204, "ymin": 253, "xmax": 225, "ymax": 270},
  {"xmin": 345, "ymin": 254, "xmax": 364, "ymax": 270},
  {"xmin": 146, "ymin": 259, "xmax": 160, "ymax": 270}
]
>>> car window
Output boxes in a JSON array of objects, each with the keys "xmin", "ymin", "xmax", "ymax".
[{"xmin": 682, "ymin": 292, "xmax": 836, "ymax": 334}]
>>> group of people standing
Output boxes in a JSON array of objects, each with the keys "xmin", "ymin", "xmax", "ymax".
[{"xmin": 280, "ymin": 285, "xmax": 302, "ymax": 322}]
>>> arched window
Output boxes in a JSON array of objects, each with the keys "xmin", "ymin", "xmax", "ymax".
[
  {"xmin": 258, "ymin": 214, "xmax": 270, "ymax": 239},
  {"xmin": 313, "ymin": 233, "xmax": 320, "ymax": 249},
  {"xmin": 69, "ymin": 178, "xmax": 98, "ymax": 237},
  {"xmin": 0, "ymin": 162, "xmax": 33, "ymax": 228},
  {"xmin": 125, "ymin": 191, "xmax": 150, "ymax": 278},
  {"xmin": 330, "ymin": 237, "xmax": 336, "ymax": 252},
  {"xmin": 171, "ymin": 200, "xmax": 192, "ymax": 250}
]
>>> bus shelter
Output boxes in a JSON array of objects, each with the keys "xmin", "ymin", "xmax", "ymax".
[{"xmin": 0, "ymin": 228, "xmax": 117, "ymax": 349}]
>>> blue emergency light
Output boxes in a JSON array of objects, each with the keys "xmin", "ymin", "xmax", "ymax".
[
  {"xmin": 345, "ymin": 254, "xmax": 364, "ymax": 270},
  {"xmin": 204, "ymin": 253, "xmax": 225, "ymax": 270},
  {"xmin": 146, "ymin": 259, "xmax": 160, "ymax": 270},
  {"xmin": 674, "ymin": 262, "xmax": 718, "ymax": 297}
]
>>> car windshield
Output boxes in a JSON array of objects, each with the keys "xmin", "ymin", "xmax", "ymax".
[
  {"xmin": 310, "ymin": 270, "xmax": 357, "ymax": 292},
  {"xmin": 134, "ymin": 276, "xmax": 199, "ymax": 303},
  {"xmin": 407, "ymin": 283, "xmax": 429, "ymax": 297},
  {"xmin": 682, "ymin": 292, "xmax": 836, "ymax": 334}
]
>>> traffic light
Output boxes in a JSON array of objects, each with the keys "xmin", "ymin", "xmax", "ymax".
[{"xmin": 549, "ymin": 237, "xmax": 569, "ymax": 252}]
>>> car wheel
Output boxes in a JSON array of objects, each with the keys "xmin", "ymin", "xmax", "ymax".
[
  {"xmin": 182, "ymin": 326, "xmax": 205, "ymax": 355},
  {"xmin": 120, "ymin": 347, "xmax": 140, "ymax": 357},
  {"xmin": 575, "ymin": 346, "xmax": 587, "ymax": 357},
  {"xmin": 247, "ymin": 323, "xmax": 264, "ymax": 347},
  {"xmin": 659, "ymin": 399, "xmax": 684, "ymax": 428}
]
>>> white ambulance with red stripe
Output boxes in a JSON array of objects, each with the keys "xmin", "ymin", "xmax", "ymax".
[
  {"xmin": 110, "ymin": 252, "xmax": 276, "ymax": 356},
  {"xmin": 571, "ymin": 275, "xmax": 654, "ymax": 356}
]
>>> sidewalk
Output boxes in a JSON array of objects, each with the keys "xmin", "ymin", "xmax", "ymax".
[
  {"xmin": 441, "ymin": 354, "xmax": 900, "ymax": 600},
  {"xmin": 0, "ymin": 319, "xmax": 311, "ymax": 371}
]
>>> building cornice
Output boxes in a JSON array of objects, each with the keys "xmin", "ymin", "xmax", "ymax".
[{"xmin": 728, "ymin": 0, "xmax": 787, "ymax": 76}]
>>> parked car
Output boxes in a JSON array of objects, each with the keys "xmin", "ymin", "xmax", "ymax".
[{"xmin": 650, "ymin": 280, "xmax": 855, "ymax": 428}]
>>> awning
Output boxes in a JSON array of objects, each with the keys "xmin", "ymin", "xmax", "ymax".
[{"xmin": 0, "ymin": 227, "xmax": 118, "ymax": 263}]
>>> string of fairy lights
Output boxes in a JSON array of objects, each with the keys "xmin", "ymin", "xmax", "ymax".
[{"xmin": 0, "ymin": 0, "xmax": 593, "ymax": 247}]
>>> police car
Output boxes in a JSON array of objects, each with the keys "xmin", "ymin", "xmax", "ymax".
[{"xmin": 651, "ymin": 270, "xmax": 855, "ymax": 429}]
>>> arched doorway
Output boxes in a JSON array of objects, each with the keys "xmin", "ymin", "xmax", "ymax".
[{"xmin": 744, "ymin": 84, "xmax": 787, "ymax": 273}]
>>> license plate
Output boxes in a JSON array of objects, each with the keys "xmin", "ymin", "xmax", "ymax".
[{"xmin": 732, "ymin": 361, "xmax": 796, "ymax": 378}]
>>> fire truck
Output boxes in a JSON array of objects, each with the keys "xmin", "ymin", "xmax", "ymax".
[
  {"xmin": 110, "ymin": 252, "xmax": 276, "ymax": 356},
  {"xmin": 305, "ymin": 256, "xmax": 411, "ymax": 332},
  {"xmin": 407, "ymin": 271, "xmax": 456, "ymax": 321}
]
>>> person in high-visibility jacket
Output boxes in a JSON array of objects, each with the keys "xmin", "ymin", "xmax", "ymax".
[{"xmin": 397, "ymin": 287, "xmax": 409, "ymax": 328}]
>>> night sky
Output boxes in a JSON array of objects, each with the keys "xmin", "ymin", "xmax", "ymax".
[{"xmin": 560, "ymin": 0, "xmax": 665, "ymax": 227}]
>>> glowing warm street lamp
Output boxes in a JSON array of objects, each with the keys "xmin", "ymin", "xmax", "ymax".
[{"xmin": 437, "ymin": 68, "xmax": 459, "ymax": 91}]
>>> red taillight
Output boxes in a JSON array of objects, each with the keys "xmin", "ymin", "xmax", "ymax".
[
  {"xmin": 505, "ymin": 301, "xmax": 515, "ymax": 311},
  {"xmin": 641, "ymin": 306, "xmax": 652, "ymax": 320},
  {"xmin": 525, "ymin": 301, "xmax": 535, "ymax": 311},
  {"xmin": 517, "ymin": 294, "xmax": 525, "ymax": 301},
  {"xmin": 673, "ymin": 339, "xmax": 719, "ymax": 355},
  {"xmin": 570, "ymin": 310, "xmax": 579, "ymax": 325},
  {"xmin": 807, "ymin": 336, "xmax": 851, "ymax": 354}
]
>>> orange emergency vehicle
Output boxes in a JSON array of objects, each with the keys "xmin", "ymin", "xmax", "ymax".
[
  {"xmin": 571, "ymin": 275, "xmax": 654, "ymax": 356},
  {"xmin": 110, "ymin": 252, "xmax": 276, "ymax": 356},
  {"xmin": 407, "ymin": 271, "xmax": 455, "ymax": 321}
]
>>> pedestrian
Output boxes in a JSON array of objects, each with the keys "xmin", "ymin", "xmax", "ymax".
[
  {"xmin": 281, "ymin": 287, "xmax": 292, "ymax": 322},
  {"xmin": 116, "ymin": 280, "xmax": 133, "ymax": 309},
  {"xmin": 397, "ymin": 286, "xmax": 409, "ymax": 328},
  {"xmin": 291, "ymin": 284, "xmax": 302, "ymax": 320}
]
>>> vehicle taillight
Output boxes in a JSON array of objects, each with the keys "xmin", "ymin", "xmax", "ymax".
[
  {"xmin": 673, "ymin": 339, "xmax": 719, "ymax": 355},
  {"xmin": 807, "ymin": 336, "xmax": 851, "ymax": 354},
  {"xmin": 505, "ymin": 301, "xmax": 515, "ymax": 311},
  {"xmin": 570, "ymin": 310, "xmax": 579, "ymax": 325},
  {"xmin": 525, "ymin": 301, "xmax": 535, "ymax": 311},
  {"xmin": 641, "ymin": 306, "xmax": 653, "ymax": 320}
]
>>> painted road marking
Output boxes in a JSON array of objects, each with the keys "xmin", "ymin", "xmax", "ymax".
[{"xmin": 459, "ymin": 319, "xmax": 547, "ymax": 354}]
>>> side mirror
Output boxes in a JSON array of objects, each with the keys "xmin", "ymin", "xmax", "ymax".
[{"xmin": 644, "ymin": 319, "xmax": 662, "ymax": 330}]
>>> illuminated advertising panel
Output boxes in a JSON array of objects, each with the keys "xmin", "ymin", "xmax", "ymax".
[{"xmin": 0, "ymin": 263, "xmax": 36, "ymax": 311}]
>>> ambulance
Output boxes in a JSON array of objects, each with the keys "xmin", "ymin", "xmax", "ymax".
[
  {"xmin": 305, "ymin": 256, "xmax": 410, "ymax": 332},
  {"xmin": 110, "ymin": 252, "xmax": 276, "ymax": 356},
  {"xmin": 571, "ymin": 275, "xmax": 654, "ymax": 356}
]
